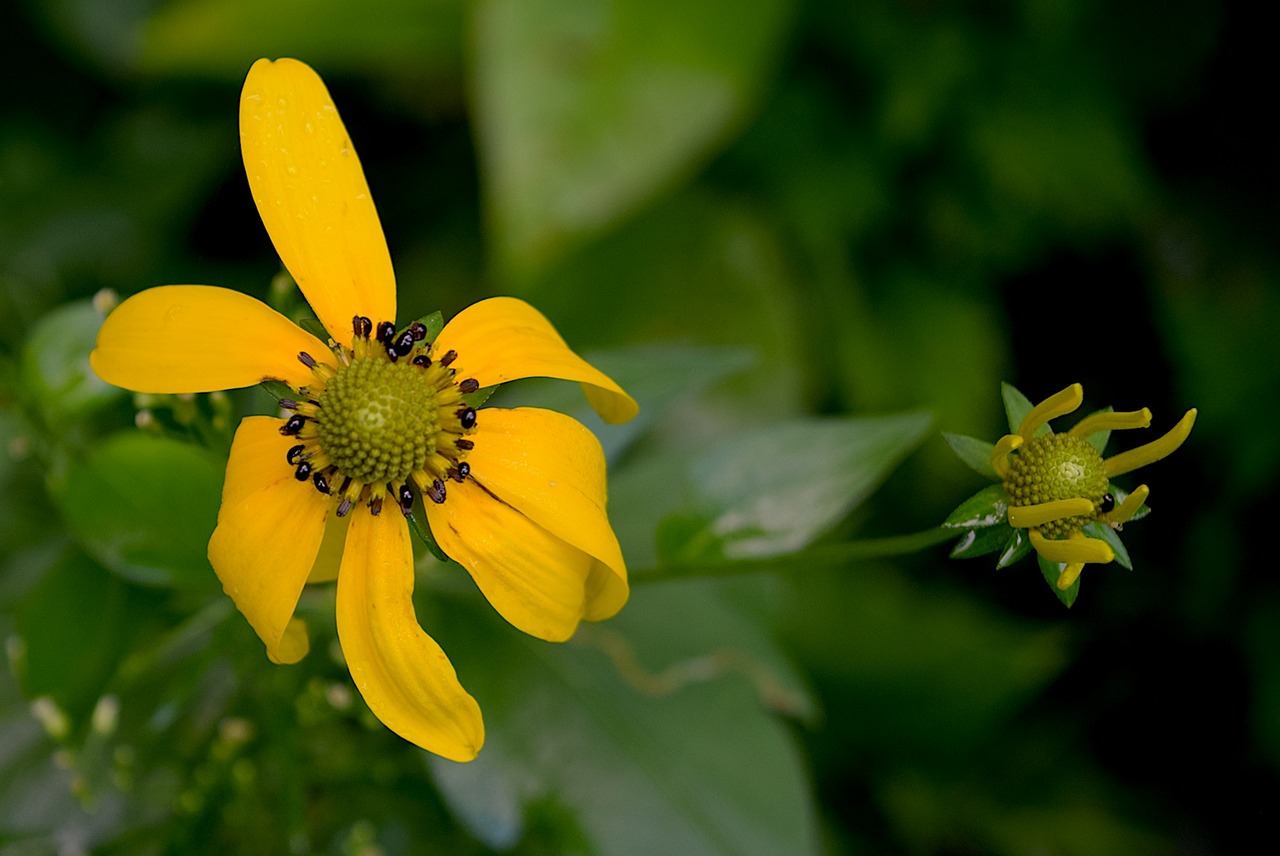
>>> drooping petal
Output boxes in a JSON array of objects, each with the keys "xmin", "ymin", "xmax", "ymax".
[
  {"xmin": 1007, "ymin": 497, "xmax": 1095, "ymax": 530},
  {"xmin": 434, "ymin": 297, "xmax": 638, "ymax": 424},
  {"xmin": 208, "ymin": 416, "xmax": 331, "ymax": 664},
  {"xmin": 1057, "ymin": 562, "xmax": 1085, "ymax": 590},
  {"xmin": 1018, "ymin": 383, "xmax": 1083, "ymax": 439},
  {"xmin": 1103, "ymin": 409, "xmax": 1198, "ymax": 478},
  {"xmin": 335, "ymin": 510, "xmax": 483, "ymax": 761},
  {"xmin": 1067, "ymin": 408, "xmax": 1152, "ymax": 438},
  {"xmin": 91, "ymin": 285, "xmax": 331, "ymax": 393},
  {"xmin": 462, "ymin": 406, "xmax": 628, "ymax": 622},
  {"xmin": 990, "ymin": 433, "xmax": 1023, "ymax": 480},
  {"xmin": 240, "ymin": 58, "xmax": 395, "ymax": 346},
  {"xmin": 1099, "ymin": 484, "xmax": 1149, "ymax": 527},
  {"xmin": 1029, "ymin": 529, "xmax": 1114, "ymax": 565}
]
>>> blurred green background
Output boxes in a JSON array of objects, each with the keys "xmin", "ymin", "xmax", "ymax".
[{"xmin": 1, "ymin": 0, "xmax": 1274, "ymax": 854}]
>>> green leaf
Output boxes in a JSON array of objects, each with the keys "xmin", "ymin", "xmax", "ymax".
[
  {"xmin": 943, "ymin": 484, "xmax": 1009, "ymax": 529},
  {"xmin": 1000, "ymin": 381, "xmax": 1037, "ymax": 435},
  {"xmin": 19, "ymin": 300, "xmax": 123, "ymax": 426},
  {"xmin": 675, "ymin": 412, "xmax": 933, "ymax": 559},
  {"xmin": 49, "ymin": 432, "xmax": 224, "ymax": 588},
  {"xmin": 943, "ymin": 432, "xmax": 998, "ymax": 479},
  {"xmin": 949, "ymin": 522, "xmax": 1014, "ymax": 559},
  {"xmin": 427, "ymin": 580, "xmax": 818, "ymax": 856},
  {"xmin": 473, "ymin": 0, "xmax": 793, "ymax": 277},
  {"xmin": 1084, "ymin": 521, "xmax": 1132, "ymax": 570},
  {"xmin": 1038, "ymin": 554, "xmax": 1079, "ymax": 607},
  {"xmin": 411, "ymin": 310, "xmax": 445, "ymax": 343}
]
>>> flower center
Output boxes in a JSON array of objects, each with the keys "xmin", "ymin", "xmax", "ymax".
[
  {"xmin": 277, "ymin": 316, "xmax": 480, "ymax": 517},
  {"xmin": 1005, "ymin": 433, "xmax": 1109, "ymax": 538}
]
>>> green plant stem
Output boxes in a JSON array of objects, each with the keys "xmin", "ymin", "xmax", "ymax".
[{"xmin": 630, "ymin": 526, "xmax": 956, "ymax": 585}]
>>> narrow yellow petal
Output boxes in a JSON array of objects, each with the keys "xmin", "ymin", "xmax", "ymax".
[
  {"xmin": 335, "ymin": 511, "xmax": 483, "ymax": 761},
  {"xmin": 434, "ymin": 297, "xmax": 638, "ymax": 424},
  {"xmin": 463, "ymin": 407, "xmax": 628, "ymax": 621},
  {"xmin": 991, "ymin": 433, "xmax": 1023, "ymax": 480},
  {"xmin": 1007, "ymin": 497, "xmax": 1096, "ymax": 529},
  {"xmin": 240, "ymin": 58, "xmax": 395, "ymax": 346},
  {"xmin": 1056, "ymin": 562, "xmax": 1085, "ymax": 590},
  {"xmin": 1104, "ymin": 409, "xmax": 1198, "ymax": 478},
  {"xmin": 426, "ymin": 479, "xmax": 599, "ymax": 641},
  {"xmin": 1067, "ymin": 408, "xmax": 1152, "ymax": 438},
  {"xmin": 1029, "ymin": 529, "xmax": 1114, "ymax": 565},
  {"xmin": 91, "ymin": 285, "xmax": 330, "ymax": 393},
  {"xmin": 1018, "ymin": 383, "xmax": 1083, "ymax": 439},
  {"xmin": 207, "ymin": 417, "xmax": 331, "ymax": 664},
  {"xmin": 1099, "ymin": 484, "xmax": 1150, "ymax": 526}
]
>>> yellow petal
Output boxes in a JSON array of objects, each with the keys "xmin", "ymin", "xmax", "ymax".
[
  {"xmin": 207, "ymin": 416, "xmax": 331, "ymax": 664},
  {"xmin": 427, "ymin": 479, "xmax": 599, "ymax": 641},
  {"xmin": 1029, "ymin": 529, "xmax": 1114, "ymax": 565},
  {"xmin": 435, "ymin": 297, "xmax": 638, "ymax": 424},
  {"xmin": 1007, "ymin": 497, "xmax": 1096, "ymax": 529},
  {"xmin": 990, "ymin": 433, "xmax": 1023, "ymax": 480},
  {"xmin": 465, "ymin": 407, "xmax": 628, "ymax": 622},
  {"xmin": 335, "ymin": 510, "xmax": 483, "ymax": 761},
  {"xmin": 1018, "ymin": 383, "xmax": 1083, "ymax": 439},
  {"xmin": 91, "ymin": 285, "xmax": 330, "ymax": 393},
  {"xmin": 1100, "ymin": 484, "xmax": 1149, "ymax": 526},
  {"xmin": 307, "ymin": 511, "xmax": 351, "ymax": 584},
  {"xmin": 1104, "ymin": 409, "xmax": 1197, "ymax": 478},
  {"xmin": 240, "ymin": 58, "xmax": 395, "ymax": 346},
  {"xmin": 1067, "ymin": 408, "xmax": 1152, "ymax": 438},
  {"xmin": 1057, "ymin": 563, "xmax": 1085, "ymax": 590}
]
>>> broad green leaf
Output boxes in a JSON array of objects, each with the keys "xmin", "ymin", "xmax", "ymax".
[
  {"xmin": 943, "ymin": 432, "xmax": 998, "ymax": 479},
  {"xmin": 679, "ymin": 412, "xmax": 933, "ymax": 559},
  {"xmin": 49, "ymin": 432, "xmax": 223, "ymax": 588},
  {"xmin": 427, "ymin": 580, "xmax": 818, "ymax": 856},
  {"xmin": 1037, "ymin": 554, "xmax": 1079, "ymax": 607},
  {"xmin": 19, "ymin": 300, "xmax": 123, "ymax": 426},
  {"xmin": 943, "ymin": 484, "xmax": 1009, "ymax": 529},
  {"xmin": 473, "ymin": 0, "xmax": 793, "ymax": 277}
]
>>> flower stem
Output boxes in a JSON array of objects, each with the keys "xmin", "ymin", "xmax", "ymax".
[{"xmin": 630, "ymin": 526, "xmax": 956, "ymax": 585}]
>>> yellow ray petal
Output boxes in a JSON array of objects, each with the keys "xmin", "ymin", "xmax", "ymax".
[
  {"xmin": 1018, "ymin": 383, "xmax": 1083, "ymax": 439},
  {"xmin": 426, "ymin": 479, "xmax": 599, "ymax": 641},
  {"xmin": 991, "ymin": 433, "xmax": 1023, "ymax": 480},
  {"xmin": 240, "ymin": 58, "xmax": 395, "ymax": 346},
  {"xmin": 1100, "ymin": 484, "xmax": 1149, "ymax": 526},
  {"xmin": 1007, "ymin": 497, "xmax": 1095, "ymax": 529},
  {"xmin": 1067, "ymin": 408, "xmax": 1152, "ymax": 438},
  {"xmin": 1029, "ymin": 529, "xmax": 1114, "ymax": 565},
  {"xmin": 434, "ymin": 297, "xmax": 638, "ymax": 424},
  {"xmin": 463, "ymin": 407, "xmax": 628, "ymax": 621},
  {"xmin": 91, "ymin": 285, "xmax": 330, "ymax": 393},
  {"xmin": 1057, "ymin": 562, "xmax": 1085, "ymax": 590},
  {"xmin": 307, "ymin": 511, "xmax": 351, "ymax": 583},
  {"xmin": 207, "ymin": 416, "xmax": 331, "ymax": 664},
  {"xmin": 335, "ymin": 511, "xmax": 483, "ymax": 761},
  {"xmin": 1104, "ymin": 409, "xmax": 1198, "ymax": 478}
]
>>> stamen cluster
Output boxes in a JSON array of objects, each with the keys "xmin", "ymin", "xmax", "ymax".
[{"xmin": 277, "ymin": 316, "xmax": 479, "ymax": 518}]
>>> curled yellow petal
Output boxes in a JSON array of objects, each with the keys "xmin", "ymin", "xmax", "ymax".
[
  {"xmin": 434, "ymin": 297, "xmax": 638, "ymax": 424},
  {"xmin": 991, "ymin": 433, "xmax": 1023, "ymax": 480},
  {"xmin": 1007, "ymin": 497, "xmax": 1095, "ymax": 529},
  {"xmin": 91, "ymin": 285, "xmax": 330, "ymax": 393},
  {"xmin": 1100, "ymin": 484, "xmax": 1149, "ymax": 526},
  {"xmin": 1018, "ymin": 383, "xmax": 1083, "ymax": 440},
  {"xmin": 1104, "ymin": 409, "xmax": 1198, "ymax": 478},
  {"xmin": 1056, "ymin": 562, "xmax": 1085, "ymax": 590},
  {"xmin": 336, "ymin": 511, "xmax": 483, "ymax": 761},
  {"xmin": 207, "ymin": 417, "xmax": 331, "ymax": 664},
  {"xmin": 1068, "ymin": 408, "xmax": 1152, "ymax": 438},
  {"xmin": 1029, "ymin": 529, "xmax": 1114, "ymax": 565},
  {"xmin": 240, "ymin": 58, "xmax": 395, "ymax": 346}
]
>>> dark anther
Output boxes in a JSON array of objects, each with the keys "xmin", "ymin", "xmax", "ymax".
[
  {"xmin": 337, "ymin": 497, "xmax": 353, "ymax": 517},
  {"xmin": 457, "ymin": 406, "xmax": 477, "ymax": 429},
  {"xmin": 384, "ymin": 344, "xmax": 400, "ymax": 362},
  {"xmin": 398, "ymin": 484, "xmax": 415, "ymax": 515},
  {"xmin": 1099, "ymin": 493, "xmax": 1116, "ymax": 514},
  {"xmin": 393, "ymin": 330, "xmax": 416, "ymax": 357},
  {"xmin": 412, "ymin": 354, "xmax": 432, "ymax": 368},
  {"xmin": 370, "ymin": 496, "xmax": 384, "ymax": 516},
  {"xmin": 449, "ymin": 461, "xmax": 471, "ymax": 482},
  {"xmin": 458, "ymin": 378, "xmax": 480, "ymax": 394},
  {"xmin": 313, "ymin": 472, "xmax": 330, "ymax": 494},
  {"xmin": 294, "ymin": 461, "xmax": 312, "ymax": 481},
  {"xmin": 440, "ymin": 349, "xmax": 458, "ymax": 367},
  {"xmin": 280, "ymin": 414, "xmax": 308, "ymax": 436},
  {"xmin": 286, "ymin": 444, "xmax": 305, "ymax": 465},
  {"xmin": 455, "ymin": 438, "xmax": 475, "ymax": 451},
  {"xmin": 353, "ymin": 316, "xmax": 373, "ymax": 339},
  {"xmin": 298, "ymin": 351, "xmax": 317, "ymax": 368},
  {"xmin": 409, "ymin": 321, "xmax": 428, "ymax": 341},
  {"xmin": 427, "ymin": 478, "xmax": 447, "ymax": 504},
  {"xmin": 279, "ymin": 398, "xmax": 299, "ymax": 411},
  {"xmin": 376, "ymin": 321, "xmax": 397, "ymax": 344}
]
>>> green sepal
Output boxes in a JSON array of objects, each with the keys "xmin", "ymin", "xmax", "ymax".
[
  {"xmin": 463, "ymin": 385, "xmax": 497, "ymax": 409},
  {"xmin": 1001, "ymin": 382, "xmax": 1037, "ymax": 435},
  {"xmin": 406, "ymin": 510, "xmax": 449, "ymax": 563},
  {"xmin": 996, "ymin": 528, "xmax": 1032, "ymax": 569},
  {"xmin": 408, "ymin": 310, "xmax": 445, "ymax": 343},
  {"xmin": 950, "ymin": 522, "xmax": 1014, "ymax": 559},
  {"xmin": 943, "ymin": 432, "xmax": 998, "ymax": 479},
  {"xmin": 1038, "ymin": 553, "xmax": 1080, "ymax": 607},
  {"xmin": 943, "ymin": 484, "xmax": 1009, "ymax": 529},
  {"xmin": 1084, "ymin": 521, "xmax": 1132, "ymax": 570},
  {"xmin": 258, "ymin": 379, "xmax": 296, "ymax": 403}
]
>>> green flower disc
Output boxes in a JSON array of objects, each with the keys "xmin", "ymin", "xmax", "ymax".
[{"xmin": 1005, "ymin": 433, "xmax": 1109, "ymax": 538}]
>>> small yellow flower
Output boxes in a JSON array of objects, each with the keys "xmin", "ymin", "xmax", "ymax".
[
  {"xmin": 991, "ymin": 383, "xmax": 1196, "ymax": 591},
  {"xmin": 90, "ymin": 58, "xmax": 638, "ymax": 761}
]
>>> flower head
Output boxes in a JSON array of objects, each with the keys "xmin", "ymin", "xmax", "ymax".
[
  {"xmin": 90, "ymin": 58, "xmax": 638, "ymax": 760},
  {"xmin": 944, "ymin": 383, "xmax": 1195, "ymax": 604}
]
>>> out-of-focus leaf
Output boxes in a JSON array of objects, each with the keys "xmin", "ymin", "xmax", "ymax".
[
  {"xmin": 1037, "ymin": 554, "xmax": 1079, "ymax": 607},
  {"xmin": 19, "ymin": 300, "xmax": 123, "ymax": 426},
  {"xmin": 943, "ymin": 484, "xmax": 1009, "ymax": 530},
  {"xmin": 49, "ymin": 432, "xmax": 223, "ymax": 588},
  {"xmin": 473, "ymin": 0, "xmax": 793, "ymax": 277},
  {"xmin": 944, "ymin": 432, "xmax": 998, "ymax": 479},
  {"xmin": 427, "ymin": 580, "xmax": 818, "ymax": 856}
]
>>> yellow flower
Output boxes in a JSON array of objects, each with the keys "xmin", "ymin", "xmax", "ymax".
[
  {"xmin": 89, "ymin": 58, "xmax": 638, "ymax": 761},
  {"xmin": 990, "ymin": 383, "xmax": 1196, "ymax": 591}
]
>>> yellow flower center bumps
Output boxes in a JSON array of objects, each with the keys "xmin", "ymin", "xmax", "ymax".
[{"xmin": 1005, "ymin": 433, "xmax": 1108, "ymax": 538}]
